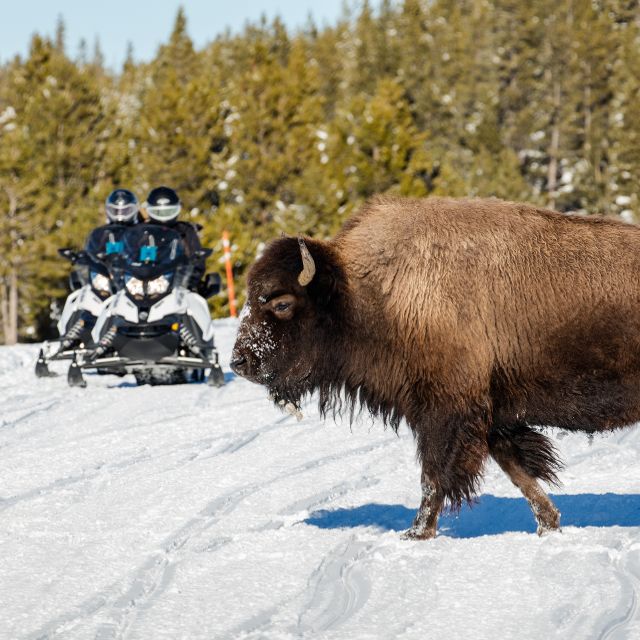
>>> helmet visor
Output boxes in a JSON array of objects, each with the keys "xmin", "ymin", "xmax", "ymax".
[
  {"xmin": 106, "ymin": 202, "xmax": 138, "ymax": 222},
  {"xmin": 146, "ymin": 203, "xmax": 181, "ymax": 222}
]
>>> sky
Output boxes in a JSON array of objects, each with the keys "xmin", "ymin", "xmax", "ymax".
[{"xmin": 1, "ymin": 0, "xmax": 349, "ymax": 69}]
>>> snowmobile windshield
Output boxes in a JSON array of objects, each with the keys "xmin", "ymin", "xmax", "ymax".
[
  {"xmin": 121, "ymin": 224, "xmax": 186, "ymax": 279},
  {"xmin": 84, "ymin": 225, "xmax": 129, "ymax": 262}
]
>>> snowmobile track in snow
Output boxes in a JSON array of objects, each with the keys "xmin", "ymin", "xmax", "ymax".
[
  {"xmin": 597, "ymin": 547, "xmax": 640, "ymax": 640},
  {"xmin": 26, "ymin": 485, "xmax": 253, "ymax": 640},
  {"xmin": 295, "ymin": 536, "xmax": 375, "ymax": 634},
  {"xmin": 4, "ymin": 325, "xmax": 640, "ymax": 640},
  {"xmin": 25, "ymin": 416, "xmax": 388, "ymax": 639}
]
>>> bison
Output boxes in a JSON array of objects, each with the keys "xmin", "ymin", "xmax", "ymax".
[{"xmin": 231, "ymin": 196, "xmax": 640, "ymax": 539}]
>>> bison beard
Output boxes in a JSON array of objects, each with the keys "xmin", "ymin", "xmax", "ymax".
[{"xmin": 231, "ymin": 196, "xmax": 640, "ymax": 539}]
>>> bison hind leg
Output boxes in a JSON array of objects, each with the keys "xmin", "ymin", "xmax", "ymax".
[
  {"xmin": 488, "ymin": 424, "xmax": 563, "ymax": 534},
  {"xmin": 490, "ymin": 424, "xmax": 563, "ymax": 485}
]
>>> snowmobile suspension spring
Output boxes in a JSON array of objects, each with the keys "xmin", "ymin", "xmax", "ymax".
[
  {"xmin": 94, "ymin": 325, "xmax": 118, "ymax": 356},
  {"xmin": 179, "ymin": 325, "xmax": 201, "ymax": 355},
  {"xmin": 61, "ymin": 318, "xmax": 85, "ymax": 349}
]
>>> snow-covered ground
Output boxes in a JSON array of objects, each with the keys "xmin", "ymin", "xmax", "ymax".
[{"xmin": 2, "ymin": 319, "xmax": 640, "ymax": 640}]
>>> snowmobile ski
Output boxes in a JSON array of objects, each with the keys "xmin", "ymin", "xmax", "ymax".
[
  {"xmin": 67, "ymin": 356, "xmax": 87, "ymax": 388},
  {"xmin": 35, "ymin": 349, "xmax": 57, "ymax": 378}
]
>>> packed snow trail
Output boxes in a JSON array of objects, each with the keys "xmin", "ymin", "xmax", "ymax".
[{"xmin": 1, "ymin": 319, "xmax": 640, "ymax": 639}]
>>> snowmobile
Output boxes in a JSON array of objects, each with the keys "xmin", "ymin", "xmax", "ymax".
[
  {"xmin": 35, "ymin": 235, "xmax": 123, "ymax": 379},
  {"xmin": 68, "ymin": 224, "xmax": 225, "ymax": 388}
]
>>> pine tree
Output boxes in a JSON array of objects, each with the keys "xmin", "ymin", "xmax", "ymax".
[
  {"xmin": 395, "ymin": 0, "xmax": 437, "ymax": 128},
  {"xmin": 492, "ymin": 1, "xmax": 578, "ymax": 208},
  {"xmin": 307, "ymin": 20, "xmax": 349, "ymax": 115},
  {"xmin": 323, "ymin": 78, "xmax": 453, "ymax": 231},
  {"xmin": 0, "ymin": 36, "xmax": 112, "ymax": 341},
  {"xmin": 133, "ymin": 8, "xmax": 223, "ymax": 209},
  {"xmin": 54, "ymin": 15, "xmax": 66, "ymax": 53},
  {"xmin": 566, "ymin": 2, "xmax": 618, "ymax": 213},
  {"xmin": 205, "ymin": 35, "xmax": 326, "ymax": 296},
  {"xmin": 0, "ymin": 61, "xmax": 21, "ymax": 343},
  {"xmin": 155, "ymin": 7, "xmax": 198, "ymax": 82},
  {"xmin": 608, "ymin": 16, "xmax": 640, "ymax": 220}
]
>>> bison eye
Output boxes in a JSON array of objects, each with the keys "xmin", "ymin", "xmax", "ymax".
[{"xmin": 268, "ymin": 294, "xmax": 297, "ymax": 320}]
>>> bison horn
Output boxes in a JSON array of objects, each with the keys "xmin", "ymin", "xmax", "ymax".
[{"xmin": 297, "ymin": 237, "xmax": 316, "ymax": 286}]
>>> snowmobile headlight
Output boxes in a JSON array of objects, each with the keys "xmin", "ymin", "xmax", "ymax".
[
  {"xmin": 91, "ymin": 271, "xmax": 111, "ymax": 293},
  {"xmin": 125, "ymin": 275, "xmax": 145, "ymax": 297},
  {"xmin": 147, "ymin": 274, "xmax": 171, "ymax": 297}
]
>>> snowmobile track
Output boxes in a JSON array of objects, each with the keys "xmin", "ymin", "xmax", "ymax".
[
  {"xmin": 597, "ymin": 547, "xmax": 640, "ymax": 640},
  {"xmin": 295, "ymin": 536, "xmax": 374, "ymax": 634},
  {"xmin": 26, "ymin": 485, "xmax": 255, "ymax": 640},
  {"xmin": 5, "ymin": 324, "xmax": 640, "ymax": 640},
  {"xmin": 0, "ymin": 399, "xmax": 62, "ymax": 431},
  {"xmin": 25, "ymin": 414, "xmax": 380, "ymax": 639}
]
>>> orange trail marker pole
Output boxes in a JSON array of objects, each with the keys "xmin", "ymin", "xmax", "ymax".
[{"xmin": 222, "ymin": 230, "xmax": 237, "ymax": 318}]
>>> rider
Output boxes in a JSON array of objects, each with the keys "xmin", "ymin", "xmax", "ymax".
[
  {"xmin": 143, "ymin": 186, "xmax": 206, "ymax": 290},
  {"xmin": 53, "ymin": 189, "xmax": 140, "ymax": 351},
  {"xmin": 84, "ymin": 188, "xmax": 140, "ymax": 257}
]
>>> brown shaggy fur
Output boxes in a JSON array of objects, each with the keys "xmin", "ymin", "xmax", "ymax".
[{"xmin": 231, "ymin": 196, "xmax": 640, "ymax": 538}]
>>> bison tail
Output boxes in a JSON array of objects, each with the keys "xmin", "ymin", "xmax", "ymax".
[{"xmin": 488, "ymin": 424, "xmax": 564, "ymax": 486}]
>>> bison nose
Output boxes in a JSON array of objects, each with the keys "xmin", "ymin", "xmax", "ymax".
[{"xmin": 230, "ymin": 355, "xmax": 247, "ymax": 375}]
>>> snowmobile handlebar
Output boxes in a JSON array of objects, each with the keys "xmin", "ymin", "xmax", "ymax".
[{"xmin": 58, "ymin": 248, "xmax": 85, "ymax": 264}]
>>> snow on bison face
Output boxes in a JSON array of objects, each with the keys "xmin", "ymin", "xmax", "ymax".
[{"xmin": 230, "ymin": 237, "xmax": 330, "ymax": 407}]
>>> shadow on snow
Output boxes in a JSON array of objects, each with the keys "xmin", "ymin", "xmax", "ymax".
[
  {"xmin": 305, "ymin": 493, "xmax": 640, "ymax": 538},
  {"xmin": 107, "ymin": 370, "xmax": 236, "ymax": 389}
]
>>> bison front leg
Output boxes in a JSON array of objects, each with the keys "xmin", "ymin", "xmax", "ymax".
[
  {"xmin": 401, "ymin": 472, "xmax": 443, "ymax": 540},
  {"xmin": 403, "ymin": 411, "xmax": 490, "ymax": 540},
  {"xmin": 488, "ymin": 424, "xmax": 562, "ymax": 535}
]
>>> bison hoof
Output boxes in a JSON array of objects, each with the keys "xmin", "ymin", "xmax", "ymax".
[
  {"xmin": 401, "ymin": 526, "xmax": 436, "ymax": 541},
  {"xmin": 537, "ymin": 524, "xmax": 562, "ymax": 536},
  {"xmin": 536, "ymin": 508, "xmax": 561, "ymax": 536}
]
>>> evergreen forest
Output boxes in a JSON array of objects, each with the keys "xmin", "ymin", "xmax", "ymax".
[{"xmin": 1, "ymin": 0, "xmax": 640, "ymax": 343}]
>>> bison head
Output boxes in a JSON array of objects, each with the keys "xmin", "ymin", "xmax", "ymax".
[{"xmin": 231, "ymin": 235, "xmax": 344, "ymax": 408}]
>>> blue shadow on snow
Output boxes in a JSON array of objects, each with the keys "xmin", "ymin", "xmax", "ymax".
[
  {"xmin": 107, "ymin": 370, "xmax": 237, "ymax": 388},
  {"xmin": 305, "ymin": 493, "xmax": 640, "ymax": 538}
]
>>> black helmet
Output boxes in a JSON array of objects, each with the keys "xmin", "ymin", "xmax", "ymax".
[
  {"xmin": 145, "ymin": 186, "xmax": 181, "ymax": 223},
  {"xmin": 105, "ymin": 189, "xmax": 138, "ymax": 223}
]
